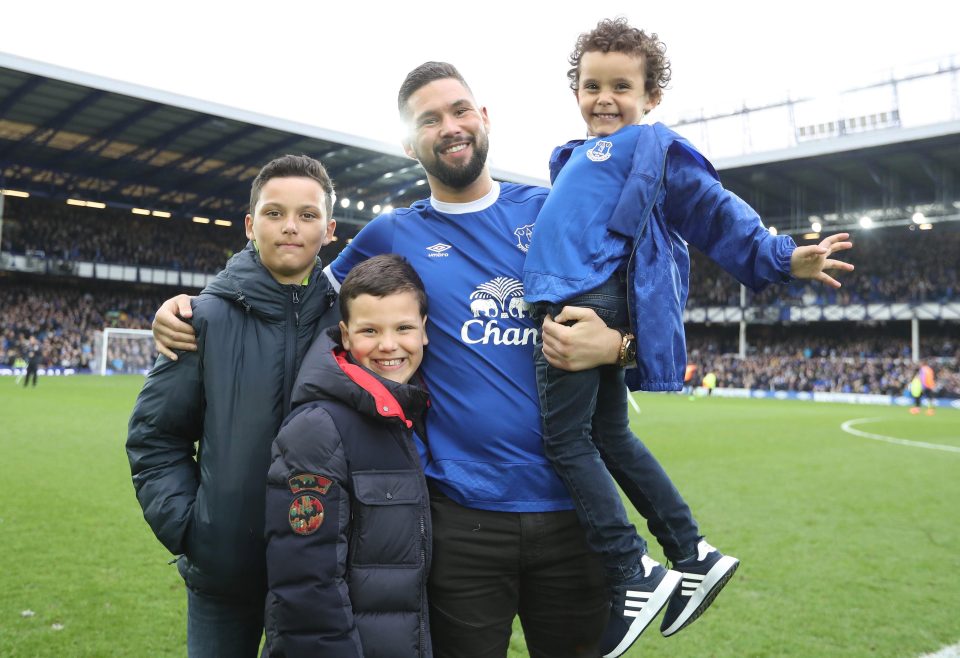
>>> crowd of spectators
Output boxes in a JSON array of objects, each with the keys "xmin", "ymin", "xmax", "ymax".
[
  {"xmin": 3, "ymin": 277, "xmax": 956, "ymax": 398},
  {"xmin": 0, "ymin": 196, "xmax": 350, "ymax": 274},
  {"xmin": 686, "ymin": 324, "xmax": 959, "ymax": 397},
  {"xmin": 2, "ymin": 197, "xmax": 957, "ymax": 307},
  {"xmin": 686, "ymin": 224, "xmax": 960, "ymax": 307},
  {"xmin": 1, "ymin": 278, "xmax": 163, "ymax": 373}
]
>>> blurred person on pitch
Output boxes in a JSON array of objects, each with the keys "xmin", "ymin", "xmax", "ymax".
[
  {"xmin": 909, "ymin": 363, "xmax": 936, "ymax": 415},
  {"xmin": 23, "ymin": 338, "xmax": 41, "ymax": 387},
  {"xmin": 701, "ymin": 371, "xmax": 718, "ymax": 396},
  {"xmin": 126, "ymin": 155, "xmax": 339, "ymax": 658},
  {"xmin": 682, "ymin": 362, "xmax": 698, "ymax": 398},
  {"xmin": 522, "ymin": 18, "xmax": 855, "ymax": 656},
  {"xmin": 263, "ymin": 255, "xmax": 432, "ymax": 657}
]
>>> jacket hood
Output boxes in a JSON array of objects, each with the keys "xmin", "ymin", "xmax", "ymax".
[
  {"xmin": 291, "ymin": 327, "xmax": 430, "ymax": 436},
  {"xmin": 201, "ymin": 242, "xmax": 333, "ymax": 324}
]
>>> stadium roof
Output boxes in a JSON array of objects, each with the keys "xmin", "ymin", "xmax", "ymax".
[
  {"xmin": 0, "ymin": 52, "xmax": 543, "ymax": 226},
  {"xmin": 2, "ymin": 51, "xmax": 958, "ymax": 235},
  {"xmin": 715, "ymin": 119, "xmax": 960, "ymax": 234}
]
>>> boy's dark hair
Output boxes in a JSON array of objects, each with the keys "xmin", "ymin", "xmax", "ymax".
[
  {"xmin": 339, "ymin": 254, "xmax": 428, "ymax": 323},
  {"xmin": 567, "ymin": 17, "xmax": 671, "ymax": 99},
  {"xmin": 249, "ymin": 154, "xmax": 335, "ymax": 220},
  {"xmin": 398, "ymin": 62, "xmax": 472, "ymax": 118}
]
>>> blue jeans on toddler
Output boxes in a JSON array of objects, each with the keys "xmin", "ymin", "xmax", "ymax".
[{"xmin": 531, "ymin": 271, "xmax": 701, "ymax": 584}]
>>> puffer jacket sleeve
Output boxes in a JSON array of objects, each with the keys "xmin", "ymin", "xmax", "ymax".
[
  {"xmin": 264, "ymin": 403, "xmax": 361, "ymax": 658},
  {"xmin": 125, "ymin": 349, "xmax": 203, "ymax": 555},
  {"xmin": 663, "ymin": 140, "xmax": 797, "ymax": 292}
]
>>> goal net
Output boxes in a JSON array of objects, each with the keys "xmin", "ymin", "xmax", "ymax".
[{"xmin": 93, "ymin": 328, "xmax": 157, "ymax": 375}]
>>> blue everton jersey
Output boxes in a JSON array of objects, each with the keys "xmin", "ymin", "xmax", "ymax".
[
  {"xmin": 524, "ymin": 125, "xmax": 636, "ymax": 303},
  {"xmin": 326, "ymin": 182, "xmax": 574, "ymax": 512}
]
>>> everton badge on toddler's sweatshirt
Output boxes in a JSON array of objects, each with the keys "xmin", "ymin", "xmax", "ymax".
[{"xmin": 586, "ymin": 140, "xmax": 613, "ymax": 162}]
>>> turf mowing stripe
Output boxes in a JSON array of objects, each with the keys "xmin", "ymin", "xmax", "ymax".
[{"xmin": 840, "ymin": 418, "xmax": 960, "ymax": 454}]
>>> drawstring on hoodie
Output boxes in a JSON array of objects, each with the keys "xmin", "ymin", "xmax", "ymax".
[{"xmin": 234, "ymin": 291, "xmax": 251, "ymax": 313}]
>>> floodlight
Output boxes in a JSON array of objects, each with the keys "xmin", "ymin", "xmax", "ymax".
[
  {"xmin": 372, "ymin": 204, "xmax": 382, "ymax": 214},
  {"xmin": 912, "ymin": 212, "xmax": 925, "ymax": 224},
  {"xmin": 193, "ymin": 217, "xmax": 211, "ymax": 224},
  {"xmin": 340, "ymin": 198, "xmax": 350, "ymax": 208},
  {"xmin": 768, "ymin": 226, "xmax": 778, "ymax": 235},
  {"xmin": 859, "ymin": 215, "xmax": 873, "ymax": 229},
  {"xmin": 214, "ymin": 219, "xmax": 232, "ymax": 227},
  {"xmin": 132, "ymin": 208, "xmax": 151, "ymax": 215},
  {"xmin": 811, "ymin": 221, "xmax": 822, "ymax": 232},
  {"xmin": 384, "ymin": 205, "xmax": 394, "ymax": 213},
  {"xmin": 356, "ymin": 201, "xmax": 365, "ymax": 210},
  {"xmin": 152, "ymin": 210, "xmax": 171, "ymax": 218},
  {"xmin": 919, "ymin": 223, "xmax": 933, "ymax": 231},
  {"xmin": 1, "ymin": 189, "xmax": 30, "ymax": 198}
]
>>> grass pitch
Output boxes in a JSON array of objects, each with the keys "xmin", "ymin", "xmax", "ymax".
[{"xmin": 1, "ymin": 377, "xmax": 957, "ymax": 657}]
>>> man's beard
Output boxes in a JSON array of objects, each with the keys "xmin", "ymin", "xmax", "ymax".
[{"xmin": 418, "ymin": 132, "xmax": 489, "ymax": 190}]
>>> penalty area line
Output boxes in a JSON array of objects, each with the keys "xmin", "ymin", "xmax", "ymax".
[{"xmin": 840, "ymin": 418, "xmax": 960, "ymax": 454}]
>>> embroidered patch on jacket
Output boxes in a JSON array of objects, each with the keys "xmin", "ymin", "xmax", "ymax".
[
  {"xmin": 289, "ymin": 494, "xmax": 325, "ymax": 535},
  {"xmin": 288, "ymin": 473, "xmax": 333, "ymax": 495},
  {"xmin": 586, "ymin": 140, "xmax": 613, "ymax": 162}
]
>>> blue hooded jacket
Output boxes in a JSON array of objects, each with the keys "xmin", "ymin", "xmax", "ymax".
[{"xmin": 525, "ymin": 123, "xmax": 796, "ymax": 392}]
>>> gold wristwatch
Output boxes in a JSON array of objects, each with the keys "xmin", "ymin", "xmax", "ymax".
[{"xmin": 616, "ymin": 329, "xmax": 636, "ymax": 368}]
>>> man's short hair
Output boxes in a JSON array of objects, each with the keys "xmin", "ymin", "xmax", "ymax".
[
  {"xmin": 249, "ymin": 154, "xmax": 335, "ymax": 219},
  {"xmin": 397, "ymin": 62, "xmax": 471, "ymax": 118},
  {"xmin": 339, "ymin": 254, "xmax": 428, "ymax": 323}
]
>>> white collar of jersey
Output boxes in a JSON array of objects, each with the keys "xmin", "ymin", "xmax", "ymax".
[{"xmin": 430, "ymin": 181, "xmax": 500, "ymax": 214}]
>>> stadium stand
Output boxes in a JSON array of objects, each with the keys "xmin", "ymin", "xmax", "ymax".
[
  {"xmin": 687, "ymin": 223, "xmax": 960, "ymax": 307},
  {"xmin": 1, "ymin": 53, "xmax": 957, "ymax": 402}
]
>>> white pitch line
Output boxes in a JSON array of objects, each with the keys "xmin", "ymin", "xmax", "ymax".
[
  {"xmin": 626, "ymin": 387, "xmax": 641, "ymax": 414},
  {"xmin": 840, "ymin": 418, "xmax": 960, "ymax": 454},
  {"xmin": 918, "ymin": 641, "xmax": 960, "ymax": 658}
]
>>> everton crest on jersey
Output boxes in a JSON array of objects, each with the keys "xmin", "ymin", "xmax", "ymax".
[{"xmin": 586, "ymin": 139, "xmax": 613, "ymax": 162}]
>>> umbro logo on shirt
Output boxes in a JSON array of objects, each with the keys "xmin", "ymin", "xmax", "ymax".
[{"xmin": 426, "ymin": 243, "xmax": 451, "ymax": 258}]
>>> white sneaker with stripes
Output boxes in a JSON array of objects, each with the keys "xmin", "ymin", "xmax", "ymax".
[
  {"xmin": 600, "ymin": 554, "xmax": 682, "ymax": 658},
  {"xmin": 660, "ymin": 540, "xmax": 740, "ymax": 637}
]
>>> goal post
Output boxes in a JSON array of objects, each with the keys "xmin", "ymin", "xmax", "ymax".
[{"xmin": 95, "ymin": 328, "xmax": 157, "ymax": 375}]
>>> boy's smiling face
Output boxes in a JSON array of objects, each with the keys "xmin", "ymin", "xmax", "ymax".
[
  {"xmin": 576, "ymin": 50, "xmax": 659, "ymax": 137},
  {"xmin": 340, "ymin": 291, "xmax": 428, "ymax": 385}
]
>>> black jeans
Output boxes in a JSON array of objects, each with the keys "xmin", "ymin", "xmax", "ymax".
[
  {"xmin": 531, "ymin": 272, "xmax": 701, "ymax": 584},
  {"xmin": 428, "ymin": 489, "xmax": 607, "ymax": 658}
]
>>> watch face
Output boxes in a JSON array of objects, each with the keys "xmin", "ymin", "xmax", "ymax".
[{"xmin": 626, "ymin": 341, "xmax": 637, "ymax": 361}]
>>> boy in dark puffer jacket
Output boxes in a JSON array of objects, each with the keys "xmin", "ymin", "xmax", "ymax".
[
  {"xmin": 127, "ymin": 155, "xmax": 338, "ymax": 657},
  {"xmin": 264, "ymin": 254, "xmax": 432, "ymax": 657}
]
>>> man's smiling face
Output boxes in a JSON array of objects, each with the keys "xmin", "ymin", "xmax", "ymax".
[{"xmin": 403, "ymin": 77, "xmax": 490, "ymax": 193}]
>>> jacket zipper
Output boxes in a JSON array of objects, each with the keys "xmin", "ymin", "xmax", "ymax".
[
  {"xmin": 624, "ymin": 155, "xmax": 670, "ymax": 350},
  {"xmin": 282, "ymin": 286, "xmax": 301, "ymax": 414},
  {"xmin": 420, "ymin": 513, "xmax": 426, "ymax": 655}
]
